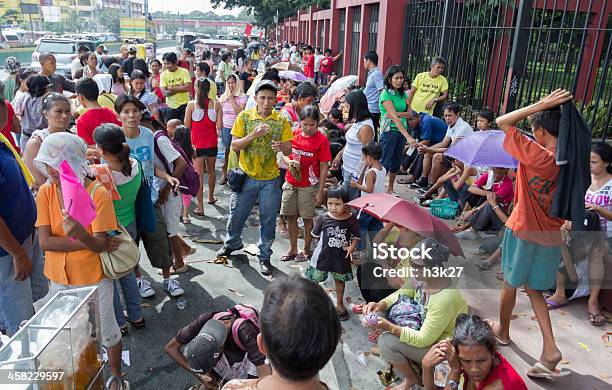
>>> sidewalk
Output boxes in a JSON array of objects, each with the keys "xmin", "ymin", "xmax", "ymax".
[{"xmin": 117, "ymin": 176, "xmax": 611, "ymax": 389}]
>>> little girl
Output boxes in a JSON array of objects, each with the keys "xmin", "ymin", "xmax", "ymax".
[
  {"xmin": 171, "ymin": 125, "xmax": 195, "ymax": 224},
  {"xmin": 305, "ymin": 186, "xmax": 360, "ymax": 321}
]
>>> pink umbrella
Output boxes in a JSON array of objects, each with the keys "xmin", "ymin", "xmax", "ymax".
[
  {"xmin": 59, "ymin": 160, "xmax": 97, "ymax": 229},
  {"xmin": 279, "ymin": 70, "xmax": 307, "ymax": 82},
  {"xmin": 319, "ymin": 89, "xmax": 345, "ymax": 115},
  {"xmin": 348, "ymin": 193, "xmax": 464, "ymax": 257}
]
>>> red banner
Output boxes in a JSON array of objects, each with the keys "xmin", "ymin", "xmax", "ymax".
[{"xmin": 245, "ymin": 24, "xmax": 253, "ymax": 36}]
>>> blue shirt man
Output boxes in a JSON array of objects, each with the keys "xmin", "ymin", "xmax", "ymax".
[
  {"xmin": 410, "ymin": 112, "xmax": 448, "ymax": 145},
  {"xmin": 363, "ymin": 51, "xmax": 384, "ymax": 131}
]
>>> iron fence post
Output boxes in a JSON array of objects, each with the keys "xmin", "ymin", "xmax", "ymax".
[
  {"xmin": 503, "ymin": 0, "xmax": 532, "ymax": 113},
  {"xmin": 439, "ymin": 0, "xmax": 454, "ymax": 59}
]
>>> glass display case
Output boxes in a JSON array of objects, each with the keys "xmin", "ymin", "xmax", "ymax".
[{"xmin": 0, "ymin": 287, "xmax": 105, "ymax": 390}]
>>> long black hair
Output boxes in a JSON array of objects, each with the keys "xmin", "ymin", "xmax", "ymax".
[
  {"xmin": 133, "ymin": 58, "xmax": 151, "ymax": 78},
  {"xmin": 172, "ymin": 125, "xmax": 194, "ymax": 160},
  {"xmin": 26, "ymin": 75, "xmax": 50, "ymax": 98},
  {"xmin": 195, "ymin": 77, "xmax": 211, "ymax": 110},
  {"xmin": 129, "ymin": 69, "xmax": 147, "ymax": 99},
  {"xmin": 109, "ymin": 63, "xmax": 124, "ymax": 84},
  {"xmin": 93, "ymin": 123, "xmax": 132, "ymax": 177},
  {"xmin": 345, "ymin": 90, "xmax": 371, "ymax": 122},
  {"xmin": 383, "ymin": 65, "xmax": 406, "ymax": 95}
]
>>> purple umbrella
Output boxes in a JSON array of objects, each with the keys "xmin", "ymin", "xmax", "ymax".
[
  {"xmin": 279, "ymin": 70, "xmax": 308, "ymax": 82},
  {"xmin": 444, "ymin": 130, "xmax": 518, "ymax": 168}
]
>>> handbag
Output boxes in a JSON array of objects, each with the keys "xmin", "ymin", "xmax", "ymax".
[
  {"xmin": 387, "ymin": 291, "xmax": 426, "ymax": 330},
  {"xmin": 135, "ymin": 161, "xmax": 156, "ymax": 233},
  {"xmin": 86, "ymin": 183, "xmax": 140, "ymax": 279},
  {"xmin": 227, "ymin": 168, "xmax": 247, "ymax": 193}
]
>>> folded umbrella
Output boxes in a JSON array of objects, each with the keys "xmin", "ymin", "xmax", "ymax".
[
  {"xmin": 59, "ymin": 159, "xmax": 97, "ymax": 229},
  {"xmin": 319, "ymin": 89, "xmax": 346, "ymax": 115},
  {"xmin": 444, "ymin": 130, "xmax": 517, "ymax": 169},
  {"xmin": 279, "ymin": 70, "xmax": 307, "ymax": 82},
  {"xmin": 348, "ymin": 193, "xmax": 464, "ymax": 257}
]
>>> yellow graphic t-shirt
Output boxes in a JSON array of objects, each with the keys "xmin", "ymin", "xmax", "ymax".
[
  {"xmin": 411, "ymin": 72, "xmax": 449, "ymax": 115},
  {"xmin": 231, "ymin": 108, "xmax": 293, "ymax": 180},
  {"xmin": 160, "ymin": 67, "xmax": 191, "ymax": 109}
]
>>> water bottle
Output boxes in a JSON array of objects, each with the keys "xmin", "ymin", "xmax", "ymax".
[{"xmin": 433, "ymin": 360, "xmax": 450, "ymax": 387}]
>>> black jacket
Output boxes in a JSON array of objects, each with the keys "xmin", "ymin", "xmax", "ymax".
[{"xmin": 550, "ymin": 102, "xmax": 591, "ymax": 230}]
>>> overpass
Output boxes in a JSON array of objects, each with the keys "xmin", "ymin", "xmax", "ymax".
[{"xmin": 152, "ymin": 19, "xmax": 252, "ymax": 28}]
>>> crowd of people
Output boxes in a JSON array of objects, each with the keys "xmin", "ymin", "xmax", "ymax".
[{"xmin": 0, "ymin": 37, "xmax": 608, "ymax": 390}]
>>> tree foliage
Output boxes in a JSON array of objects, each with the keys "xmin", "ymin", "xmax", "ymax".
[
  {"xmin": 211, "ymin": 0, "xmax": 329, "ymax": 27},
  {"xmin": 97, "ymin": 9, "xmax": 121, "ymax": 35}
]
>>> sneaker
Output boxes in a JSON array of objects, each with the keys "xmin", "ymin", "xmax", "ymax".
[
  {"xmin": 259, "ymin": 260, "xmax": 272, "ymax": 276},
  {"xmin": 162, "ymin": 278, "xmax": 184, "ymax": 297},
  {"xmin": 455, "ymin": 229, "xmax": 479, "ymax": 240},
  {"xmin": 137, "ymin": 278, "xmax": 155, "ymax": 298}
]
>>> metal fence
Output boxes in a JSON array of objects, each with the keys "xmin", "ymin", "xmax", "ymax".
[
  {"xmin": 350, "ymin": 7, "xmax": 362, "ymax": 75},
  {"xmin": 338, "ymin": 12, "xmax": 346, "ymax": 76},
  {"xmin": 368, "ymin": 4, "xmax": 379, "ymax": 53},
  {"xmin": 401, "ymin": 0, "xmax": 611, "ymax": 138}
]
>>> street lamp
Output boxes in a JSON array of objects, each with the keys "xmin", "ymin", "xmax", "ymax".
[{"xmin": 273, "ymin": 10, "xmax": 279, "ymax": 43}]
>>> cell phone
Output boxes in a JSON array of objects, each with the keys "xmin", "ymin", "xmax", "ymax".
[{"xmin": 106, "ymin": 230, "xmax": 122, "ymax": 237}]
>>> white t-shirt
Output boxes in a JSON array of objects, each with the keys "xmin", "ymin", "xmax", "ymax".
[
  {"xmin": 71, "ymin": 58, "xmax": 84, "ymax": 79},
  {"xmin": 111, "ymin": 158, "xmax": 140, "ymax": 185},
  {"xmin": 362, "ymin": 166, "xmax": 387, "ymax": 197},
  {"xmin": 281, "ymin": 48, "xmax": 290, "ymax": 61},
  {"xmin": 445, "ymin": 117, "xmax": 473, "ymax": 145},
  {"xmin": 153, "ymin": 133, "xmax": 181, "ymax": 193},
  {"xmin": 585, "ymin": 177, "xmax": 612, "ymax": 237}
]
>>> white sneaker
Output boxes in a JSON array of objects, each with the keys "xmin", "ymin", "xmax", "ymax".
[
  {"xmin": 163, "ymin": 278, "xmax": 184, "ymax": 297},
  {"xmin": 455, "ymin": 229, "xmax": 479, "ymax": 240},
  {"xmin": 137, "ymin": 278, "xmax": 155, "ymax": 298}
]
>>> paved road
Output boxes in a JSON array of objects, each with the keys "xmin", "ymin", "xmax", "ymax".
[{"xmin": 112, "ymin": 164, "xmax": 612, "ymax": 390}]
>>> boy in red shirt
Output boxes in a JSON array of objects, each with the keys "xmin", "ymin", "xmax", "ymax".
[
  {"xmin": 302, "ymin": 46, "xmax": 315, "ymax": 83},
  {"xmin": 76, "ymin": 78, "xmax": 121, "ymax": 147},
  {"xmin": 489, "ymin": 89, "xmax": 573, "ymax": 379},
  {"xmin": 319, "ymin": 49, "xmax": 342, "ymax": 86}
]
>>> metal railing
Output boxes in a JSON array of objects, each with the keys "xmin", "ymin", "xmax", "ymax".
[{"xmin": 401, "ymin": 0, "xmax": 610, "ymax": 138}]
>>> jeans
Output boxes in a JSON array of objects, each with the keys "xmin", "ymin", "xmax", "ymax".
[
  {"xmin": 443, "ymin": 181, "xmax": 470, "ymax": 208},
  {"xmin": 380, "ymin": 130, "xmax": 407, "ymax": 173},
  {"xmin": 358, "ymin": 212, "xmax": 384, "ymax": 250},
  {"xmin": 341, "ymin": 168, "xmax": 360, "ymax": 201},
  {"xmin": 0, "ymin": 233, "xmax": 48, "ymax": 335},
  {"xmin": 113, "ymin": 221, "xmax": 142, "ymax": 327},
  {"xmin": 225, "ymin": 176, "xmax": 281, "ymax": 261}
]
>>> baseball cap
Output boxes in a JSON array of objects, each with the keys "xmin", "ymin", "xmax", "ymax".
[
  {"xmin": 184, "ymin": 319, "xmax": 228, "ymax": 373},
  {"xmin": 255, "ymin": 80, "xmax": 279, "ymax": 94},
  {"xmin": 128, "ymin": 45, "xmax": 137, "ymax": 54}
]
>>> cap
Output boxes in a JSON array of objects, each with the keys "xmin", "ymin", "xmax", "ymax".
[
  {"xmin": 255, "ymin": 80, "xmax": 279, "ymax": 94},
  {"xmin": 184, "ymin": 319, "xmax": 228, "ymax": 373},
  {"xmin": 128, "ymin": 45, "xmax": 137, "ymax": 54}
]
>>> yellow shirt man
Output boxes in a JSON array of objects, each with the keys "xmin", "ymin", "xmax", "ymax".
[
  {"xmin": 160, "ymin": 67, "xmax": 191, "ymax": 109},
  {"xmin": 410, "ymin": 71, "xmax": 449, "ymax": 115},
  {"xmin": 231, "ymin": 107, "xmax": 293, "ymax": 181}
]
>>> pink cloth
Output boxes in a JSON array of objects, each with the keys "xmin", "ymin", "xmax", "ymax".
[
  {"xmin": 59, "ymin": 160, "xmax": 97, "ymax": 229},
  {"xmin": 182, "ymin": 193, "xmax": 191, "ymax": 208},
  {"xmin": 222, "ymin": 95, "xmax": 248, "ymax": 129}
]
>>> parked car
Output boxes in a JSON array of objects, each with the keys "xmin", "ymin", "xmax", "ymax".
[
  {"xmin": 34, "ymin": 34, "xmax": 60, "ymax": 46},
  {"xmin": 30, "ymin": 38, "xmax": 96, "ymax": 78}
]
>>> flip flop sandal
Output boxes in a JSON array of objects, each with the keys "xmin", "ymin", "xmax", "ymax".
[
  {"xmin": 477, "ymin": 261, "xmax": 493, "ymax": 271},
  {"xmin": 295, "ymin": 252, "xmax": 310, "ymax": 262},
  {"xmin": 180, "ymin": 216, "xmax": 191, "ymax": 224},
  {"xmin": 352, "ymin": 304, "xmax": 364, "ymax": 314},
  {"xmin": 545, "ymin": 298, "xmax": 568, "ymax": 310},
  {"xmin": 588, "ymin": 312, "xmax": 605, "ymax": 326},
  {"xmin": 277, "ymin": 230, "xmax": 289, "ymax": 239},
  {"xmin": 208, "ymin": 198, "xmax": 218, "ymax": 204},
  {"xmin": 126, "ymin": 318, "xmax": 146, "ymax": 329},
  {"xmin": 526, "ymin": 361, "xmax": 571, "ymax": 379},
  {"xmin": 397, "ymin": 177, "xmax": 414, "ymax": 185},
  {"xmin": 192, "ymin": 210, "xmax": 205, "ymax": 218},
  {"xmin": 337, "ymin": 310, "xmax": 350, "ymax": 321},
  {"xmin": 483, "ymin": 319, "xmax": 510, "ymax": 346},
  {"xmin": 280, "ymin": 253, "xmax": 297, "ymax": 262},
  {"xmin": 219, "ymin": 177, "xmax": 228, "ymax": 185}
]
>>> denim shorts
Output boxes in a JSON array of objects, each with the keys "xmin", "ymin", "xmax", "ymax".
[{"xmin": 221, "ymin": 127, "xmax": 233, "ymax": 149}]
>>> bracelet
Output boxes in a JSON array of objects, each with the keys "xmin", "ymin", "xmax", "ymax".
[{"xmin": 493, "ymin": 205, "xmax": 500, "ymax": 210}]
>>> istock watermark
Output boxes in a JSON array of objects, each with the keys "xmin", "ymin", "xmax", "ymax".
[
  {"xmin": 370, "ymin": 242, "xmax": 463, "ymax": 278},
  {"xmin": 373, "ymin": 242, "xmax": 434, "ymax": 261}
]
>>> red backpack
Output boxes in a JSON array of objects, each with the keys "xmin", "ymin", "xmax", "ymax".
[{"xmin": 212, "ymin": 305, "xmax": 260, "ymax": 351}]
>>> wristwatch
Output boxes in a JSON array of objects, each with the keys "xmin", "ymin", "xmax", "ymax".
[{"xmin": 447, "ymin": 379, "xmax": 459, "ymax": 389}]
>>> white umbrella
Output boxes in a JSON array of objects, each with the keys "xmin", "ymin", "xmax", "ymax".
[{"xmin": 326, "ymin": 75, "xmax": 359, "ymax": 95}]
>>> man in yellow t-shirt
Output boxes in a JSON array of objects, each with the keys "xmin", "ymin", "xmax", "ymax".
[
  {"xmin": 218, "ymin": 80, "xmax": 293, "ymax": 276},
  {"xmin": 160, "ymin": 52, "xmax": 192, "ymax": 121},
  {"xmin": 407, "ymin": 57, "xmax": 449, "ymax": 115}
]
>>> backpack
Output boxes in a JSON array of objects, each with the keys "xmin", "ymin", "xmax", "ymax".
[
  {"xmin": 212, "ymin": 305, "xmax": 260, "ymax": 351},
  {"xmin": 153, "ymin": 130, "xmax": 199, "ymax": 196}
]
